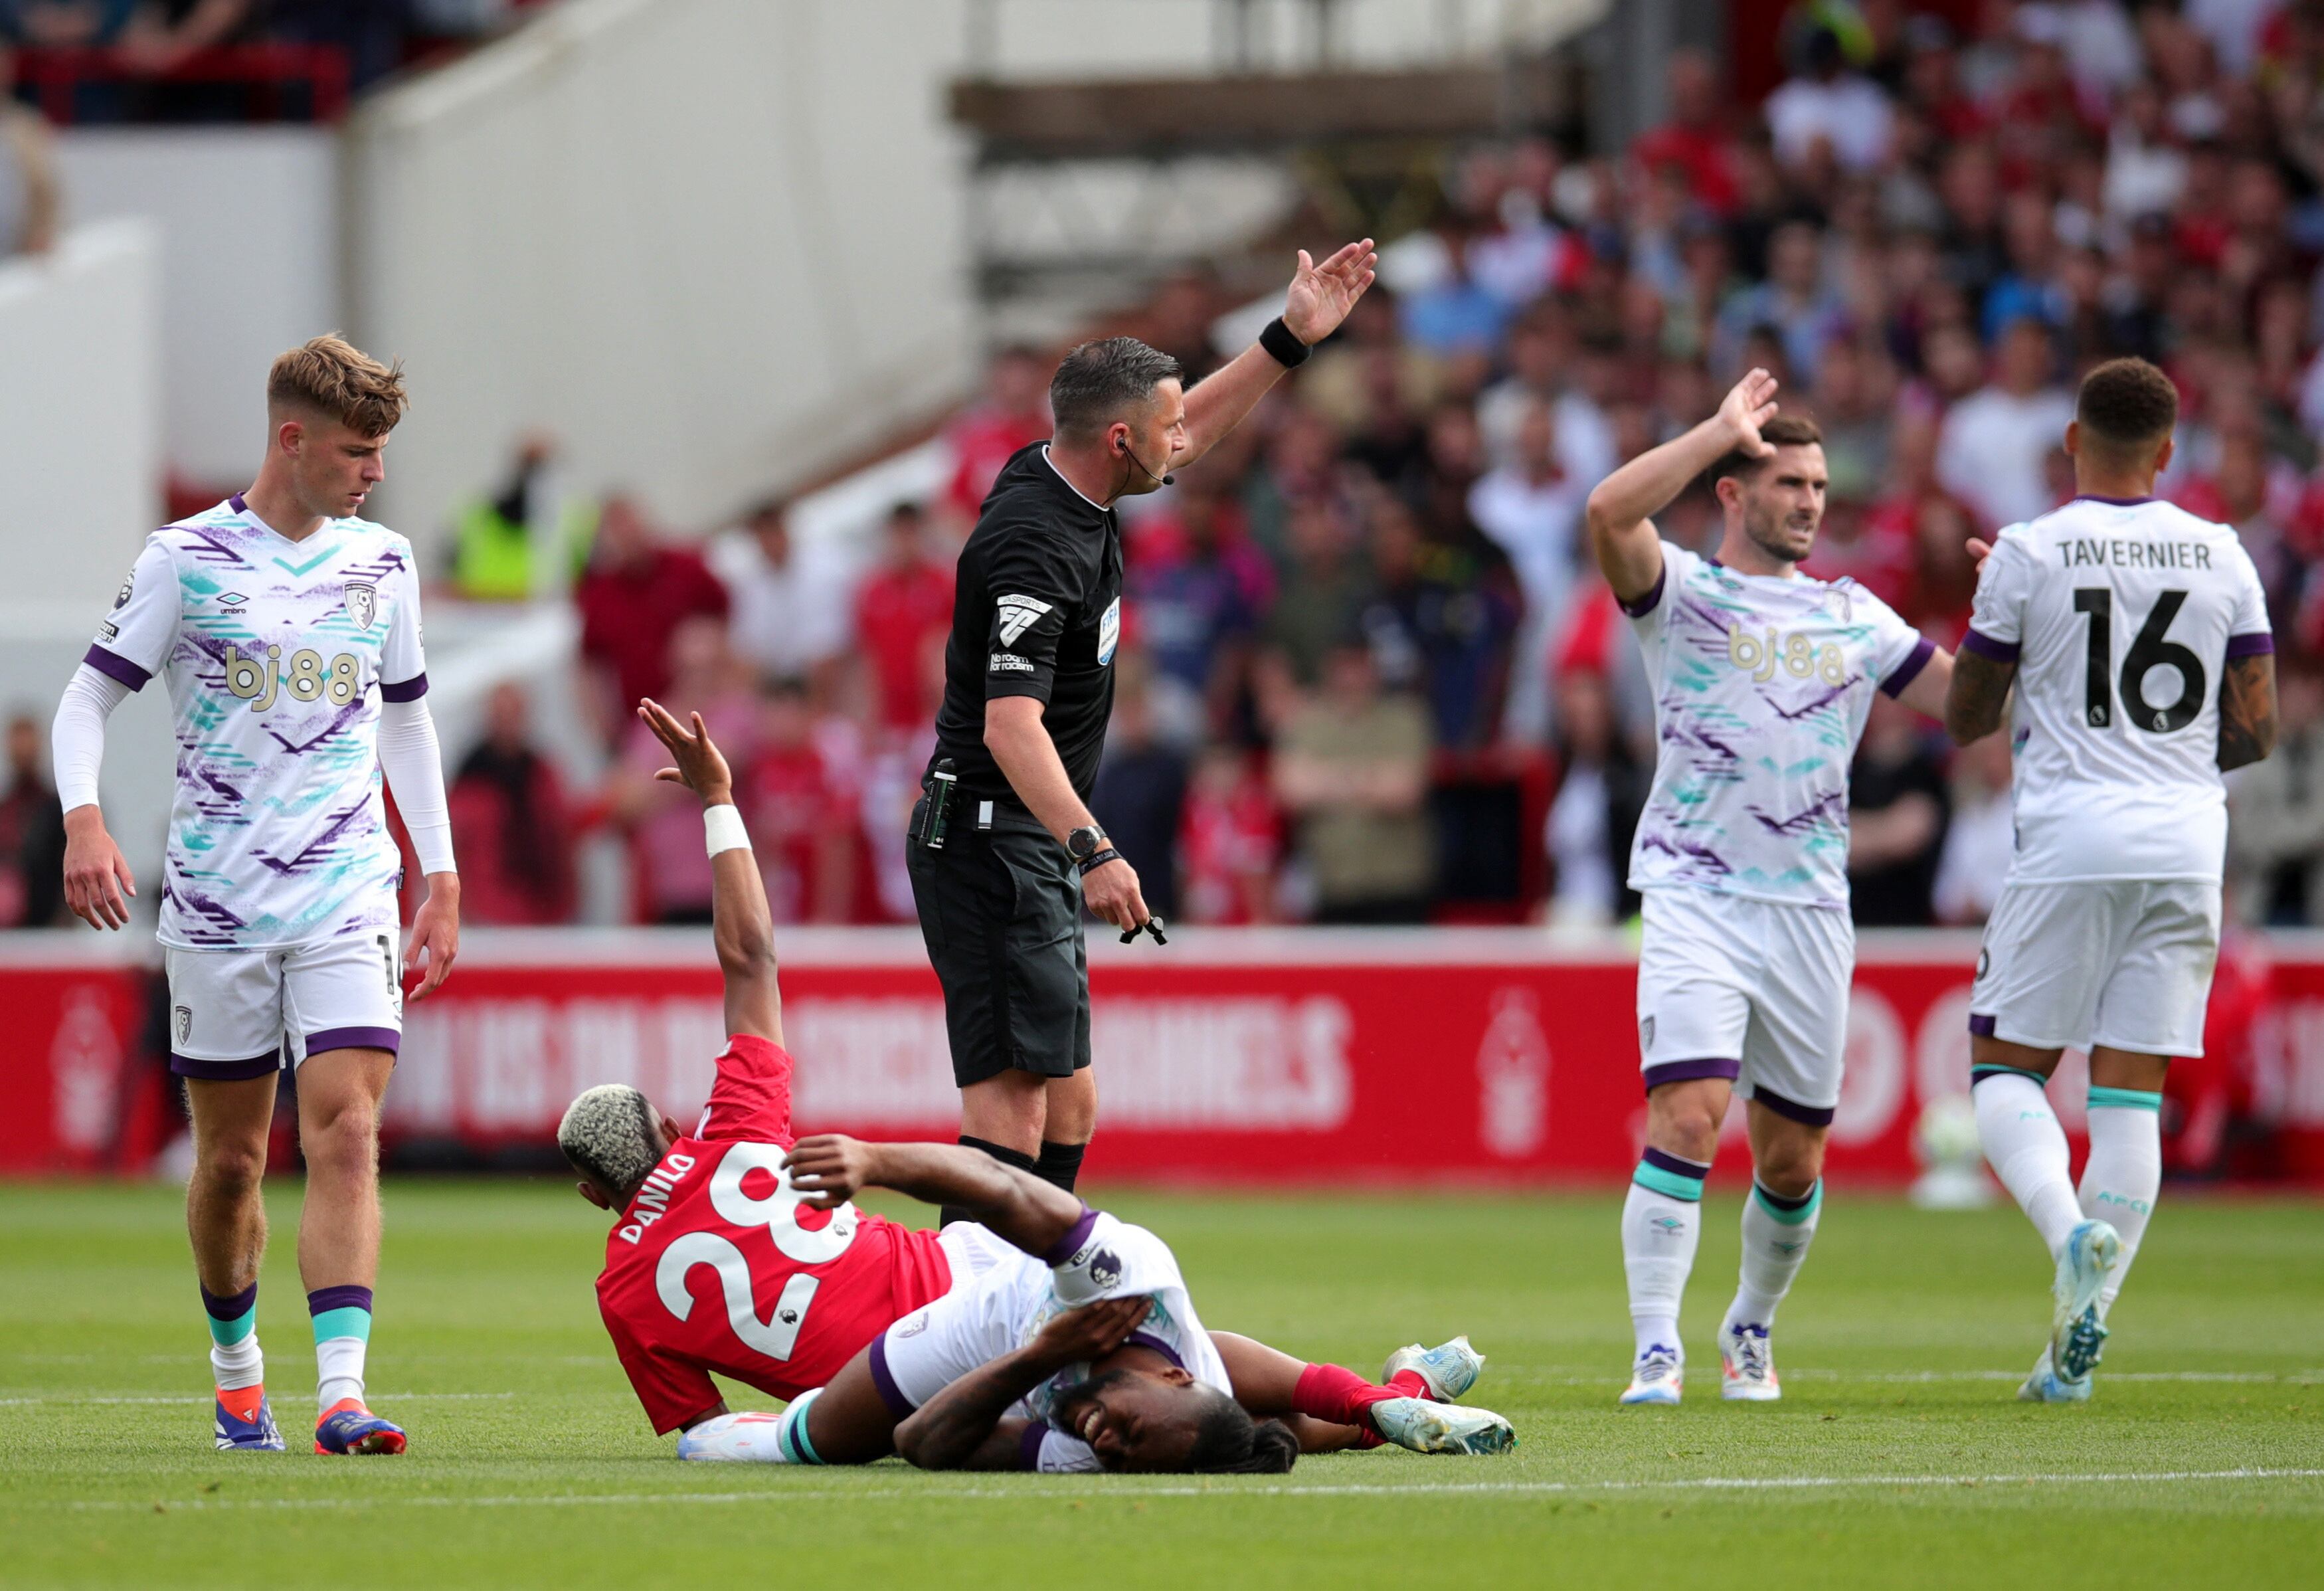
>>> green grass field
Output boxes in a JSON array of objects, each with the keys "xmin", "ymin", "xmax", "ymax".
[{"xmin": 2, "ymin": 1179, "xmax": 2321, "ymax": 1588}]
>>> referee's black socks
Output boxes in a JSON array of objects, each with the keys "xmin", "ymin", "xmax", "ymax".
[
  {"xmin": 1035, "ymin": 1140, "xmax": 1085, "ymax": 1195},
  {"xmin": 940, "ymin": 1137, "xmax": 1038, "ymax": 1228}
]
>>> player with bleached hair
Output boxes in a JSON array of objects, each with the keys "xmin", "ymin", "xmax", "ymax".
[
  {"xmin": 1945, "ymin": 357, "xmax": 2278, "ymax": 1402},
  {"xmin": 563, "ymin": 702, "xmax": 1514, "ymax": 1472},
  {"xmin": 50, "ymin": 335, "xmax": 460, "ymax": 1455},
  {"xmin": 1586, "ymin": 369, "xmax": 1957, "ymax": 1405}
]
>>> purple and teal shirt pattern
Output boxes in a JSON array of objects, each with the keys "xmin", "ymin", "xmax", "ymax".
[
  {"xmin": 86, "ymin": 498, "xmax": 428, "ymax": 950},
  {"xmin": 1625, "ymin": 541, "xmax": 1933, "ymax": 911}
]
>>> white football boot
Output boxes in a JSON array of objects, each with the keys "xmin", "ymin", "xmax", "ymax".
[
  {"xmin": 1382, "ymin": 1335, "xmax": 1485, "ymax": 1402},
  {"xmin": 2016, "ymin": 1341, "xmax": 2094, "ymax": 1403},
  {"xmin": 1619, "ymin": 1343, "xmax": 1683, "ymax": 1406},
  {"xmin": 2048, "ymin": 1219, "xmax": 2121, "ymax": 1391},
  {"xmin": 1368, "ymin": 1396, "xmax": 1517, "ymax": 1455},
  {"xmin": 1719, "ymin": 1321, "xmax": 1780, "ymax": 1402}
]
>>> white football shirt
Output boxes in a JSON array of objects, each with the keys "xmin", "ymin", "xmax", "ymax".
[
  {"xmin": 84, "ymin": 496, "xmax": 428, "ymax": 950},
  {"xmin": 1627, "ymin": 541, "xmax": 1934, "ymax": 909},
  {"xmin": 1964, "ymin": 495, "xmax": 2273, "ymax": 884}
]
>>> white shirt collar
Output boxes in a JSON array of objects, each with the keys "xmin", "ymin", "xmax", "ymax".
[{"xmin": 1041, "ymin": 445, "xmax": 1111, "ymax": 513}]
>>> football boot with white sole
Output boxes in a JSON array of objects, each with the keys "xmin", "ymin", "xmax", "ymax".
[
  {"xmin": 1381, "ymin": 1335, "xmax": 1485, "ymax": 1402},
  {"xmin": 1619, "ymin": 1344, "xmax": 1683, "ymax": 1406},
  {"xmin": 2016, "ymin": 1342, "xmax": 2094, "ymax": 1403},
  {"xmin": 1368, "ymin": 1396, "xmax": 1516, "ymax": 1455},
  {"xmin": 2049, "ymin": 1219, "xmax": 2120, "ymax": 1388},
  {"xmin": 1720, "ymin": 1321, "xmax": 1781, "ymax": 1402}
]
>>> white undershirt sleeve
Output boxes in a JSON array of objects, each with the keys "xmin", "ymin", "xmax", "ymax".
[
  {"xmin": 377, "ymin": 697, "xmax": 456, "ymax": 878},
  {"xmin": 51, "ymin": 664, "xmax": 130, "ymax": 814}
]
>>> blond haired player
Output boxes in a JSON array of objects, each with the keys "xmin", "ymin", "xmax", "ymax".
[{"xmin": 51, "ymin": 335, "xmax": 460, "ymax": 1455}]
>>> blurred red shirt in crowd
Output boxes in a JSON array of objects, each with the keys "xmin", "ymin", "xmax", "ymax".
[
  {"xmin": 1180, "ymin": 745, "xmax": 1281, "ymax": 925},
  {"xmin": 577, "ymin": 496, "xmax": 730, "ymax": 714},
  {"xmin": 745, "ymin": 684, "xmax": 857, "ymax": 923},
  {"xmin": 942, "ymin": 347, "xmax": 1051, "ymax": 521},
  {"xmin": 853, "ymin": 504, "xmax": 954, "ymax": 734}
]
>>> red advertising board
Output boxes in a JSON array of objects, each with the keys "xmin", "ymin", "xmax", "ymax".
[{"xmin": 8, "ymin": 927, "xmax": 2324, "ymax": 1183}]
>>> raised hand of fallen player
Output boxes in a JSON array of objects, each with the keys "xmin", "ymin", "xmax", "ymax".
[
  {"xmin": 784, "ymin": 1134, "xmax": 877, "ymax": 1209},
  {"xmin": 1281, "ymin": 239, "xmax": 1378, "ymax": 345},
  {"xmin": 638, "ymin": 698, "xmax": 733, "ymax": 805},
  {"xmin": 60, "ymin": 807, "xmax": 137, "ymax": 931},
  {"xmin": 1031, "ymin": 1295, "xmax": 1151, "ymax": 1365},
  {"xmin": 404, "ymin": 874, "xmax": 460, "ymax": 1002},
  {"xmin": 1718, "ymin": 367, "xmax": 1781, "ymax": 458}
]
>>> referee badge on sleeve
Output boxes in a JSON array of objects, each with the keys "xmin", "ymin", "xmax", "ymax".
[
  {"xmin": 1099, "ymin": 597, "xmax": 1120, "ymax": 665},
  {"xmin": 996, "ymin": 593, "xmax": 1051, "ymax": 646}
]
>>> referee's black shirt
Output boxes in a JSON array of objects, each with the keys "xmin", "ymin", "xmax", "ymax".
[{"xmin": 930, "ymin": 442, "xmax": 1125, "ymax": 803}]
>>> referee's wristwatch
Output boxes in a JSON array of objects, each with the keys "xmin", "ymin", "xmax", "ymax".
[{"xmin": 1067, "ymin": 824, "xmax": 1109, "ymax": 864}]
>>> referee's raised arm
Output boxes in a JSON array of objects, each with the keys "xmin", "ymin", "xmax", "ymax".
[{"xmin": 905, "ymin": 242, "xmax": 1377, "ymax": 1217}]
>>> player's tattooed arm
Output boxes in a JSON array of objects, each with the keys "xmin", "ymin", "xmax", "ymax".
[
  {"xmin": 786, "ymin": 1135, "xmax": 1083, "ymax": 1253},
  {"xmin": 1944, "ymin": 650, "xmax": 2016, "ymax": 747},
  {"xmin": 1586, "ymin": 367, "xmax": 1779, "ymax": 607},
  {"xmin": 2218, "ymin": 654, "xmax": 2279, "ymax": 772},
  {"xmin": 893, "ymin": 1296, "xmax": 1150, "ymax": 1471}
]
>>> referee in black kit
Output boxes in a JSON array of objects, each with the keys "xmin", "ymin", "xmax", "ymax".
[{"xmin": 909, "ymin": 240, "xmax": 1378, "ymax": 1215}]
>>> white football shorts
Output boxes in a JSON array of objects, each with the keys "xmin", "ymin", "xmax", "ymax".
[
  {"xmin": 1969, "ymin": 879, "xmax": 2220, "ymax": 1057},
  {"xmin": 1635, "ymin": 886, "xmax": 1856, "ymax": 1122},
  {"xmin": 869, "ymin": 1221, "xmax": 1050, "ymax": 1418},
  {"xmin": 165, "ymin": 931, "xmax": 404, "ymax": 1081}
]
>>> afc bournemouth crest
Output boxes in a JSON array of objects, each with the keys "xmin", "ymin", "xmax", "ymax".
[
  {"xmin": 345, "ymin": 582, "xmax": 379, "ymax": 631},
  {"xmin": 173, "ymin": 1005, "xmax": 192, "ymax": 1046}
]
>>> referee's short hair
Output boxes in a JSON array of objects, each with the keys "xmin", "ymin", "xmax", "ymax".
[{"xmin": 1051, "ymin": 337, "xmax": 1184, "ymax": 440}]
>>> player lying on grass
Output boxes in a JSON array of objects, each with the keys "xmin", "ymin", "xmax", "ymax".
[{"xmin": 560, "ymin": 702, "xmax": 1513, "ymax": 1472}]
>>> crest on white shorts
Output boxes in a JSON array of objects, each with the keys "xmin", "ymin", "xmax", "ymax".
[
  {"xmin": 345, "ymin": 582, "xmax": 378, "ymax": 631},
  {"xmin": 174, "ymin": 1005, "xmax": 192, "ymax": 1046},
  {"xmin": 1640, "ymin": 1014, "xmax": 1655, "ymax": 1050}
]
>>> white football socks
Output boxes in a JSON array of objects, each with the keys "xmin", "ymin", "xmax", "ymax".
[
  {"xmin": 209, "ymin": 1331, "xmax": 264, "ymax": 1393},
  {"xmin": 2080, "ymin": 1091, "xmax": 2163, "ymax": 1317},
  {"xmin": 1622, "ymin": 1151, "xmax": 1708, "ymax": 1358},
  {"xmin": 1724, "ymin": 1179, "xmax": 1822, "ymax": 1336},
  {"xmin": 315, "ymin": 1336, "xmax": 367, "ymax": 1414},
  {"xmin": 1975, "ymin": 1070, "xmax": 2084, "ymax": 1257}
]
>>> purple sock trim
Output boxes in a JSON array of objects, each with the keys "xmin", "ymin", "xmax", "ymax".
[
  {"xmin": 1040, "ymin": 1206, "xmax": 1099, "ymax": 1267},
  {"xmin": 1643, "ymin": 1058, "xmax": 1740, "ymax": 1092},
  {"xmin": 306, "ymin": 1285, "xmax": 373, "ymax": 1317},
  {"xmin": 1018, "ymin": 1421, "xmax": 1049, "ymax": 1470},
  {"xmin": 306, "ymin": 1026, "xmax": 400, "ymax": 1058},
  {"xmin": 867, "ymin": 1335, "xmax": 917, "ymax": 1420},
  {"xmin": 1752, "ymin": 1177, "xmax": 1819, "ymax": 1212},
  {"xmin": 201, "ymin": 1281, "xmax": 258, "ymax": 1323},
  {"xmin": 1968, "ymin": 1012, "xmax": 1998, "ymax": 1037},
  {"xmin": 1749, "ymin": 1086, "xmax": 1835, "ymax": 1128},
  {"xmin": 171, "ymin": 1050, "xmax": 282, "ymax": 1081},
  {"xmin": 1639, "ymin": 1146, "xmax": 1711, "ymax": 1179}
]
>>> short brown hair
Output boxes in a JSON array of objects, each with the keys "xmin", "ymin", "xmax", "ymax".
[
  {"xmin": 267, "ymin": 333, "xmax": 407, "ymax": 437},
  {"xmin": 2076, "ymin": 357, "xmax": 2177, "ymax": 454},
  {"xmin": 1710, "ymin": 414, "xmax": 1823, "ymax": 487}
]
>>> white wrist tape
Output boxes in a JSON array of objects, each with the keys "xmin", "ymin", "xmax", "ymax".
[{"xmin": 704, "ymin": 803, "xmax": 752, "ymax": 857}]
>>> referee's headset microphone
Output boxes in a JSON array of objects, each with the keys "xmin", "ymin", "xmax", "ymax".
[{"xmin": 1115, "ymin": 432, "xmax": 1174, "ymax": 488}]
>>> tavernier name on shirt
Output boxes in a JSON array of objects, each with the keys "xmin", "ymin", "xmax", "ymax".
[{"xmin": 2058, "ymin": 537, "xmax": 2216, "ymax": 571}]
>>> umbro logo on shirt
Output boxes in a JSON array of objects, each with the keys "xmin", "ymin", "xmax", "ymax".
[
  {"xmin": 996, "ymin": 593, "xmax": 1052, "ymax": 646},
  {"xmin": 217, "ymin": 592, "xmax": 248, "ymax": 608}
]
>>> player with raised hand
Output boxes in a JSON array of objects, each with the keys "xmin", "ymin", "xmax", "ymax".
[
  {"xmin": 1945, "ymin": 357, "xmax": 2278, "ymax": 1402},
  {"xmin": 1585, "ymin": 369, "xmax": 1957, "ymax": 1406},
  {"xmin": 563, "ymin": 702, "xmax": 1509, "ymax": 1469},
  {"xmin": 49, "ymin": 335, "xmax": 459, "ymax": 1455}
]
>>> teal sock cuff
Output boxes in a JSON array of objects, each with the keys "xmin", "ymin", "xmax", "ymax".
[
  {"xmin": 1633, "ymin": 1163, "xmax": 1706, "ymax": 1202},
  {"xmin": 1752, "ymin": 1179, "xmax": 1823, "ymax": 1225},
  {"xmin": 781, "ymin": 1390, "xmax": 824, "ymax": 1465},
  {"xmin": 207, "ymin": 1307, "xmax": 257, "ymax": 1347},
  {"xmin": 1971, "ymin": 1064, "xmax": 2050, "ymax": 1087},
  {"xmin": 310, "ymin": 1307, "xmax": 372, "ymax": 1346},
  {"xmin": 2087, "ymin": 1086, "xmax": 2163, "ymax": 1112}
]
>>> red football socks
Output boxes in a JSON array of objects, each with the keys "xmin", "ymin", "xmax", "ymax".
[{"xmin": 1292, "ymin": 1362, "xmax": 1429, "ymax": 1448}]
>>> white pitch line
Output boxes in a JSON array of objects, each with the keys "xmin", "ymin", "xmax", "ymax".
[
  {"xmin": 0, "ymin": 1392, "xmax": 517, "ymax": 1408},
  {"xmin": 35, "ymin": 1467, "xmax": 2324, "ymax": 1514},
  {"xmin": 1504, "ymin": 1370, "xmax": 2319, "ymax": 1386}
]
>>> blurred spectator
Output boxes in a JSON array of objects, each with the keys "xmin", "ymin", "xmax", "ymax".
[
  {"xmin": 1, "ymin": 2, "xmax": 136, "ymax": 47},
  {"xmin": 575, "ymin": 494, "xmax": 728, "ymax": 733},
  {"xmin": 744, "ymin": 676, "xmax": 855, "ymax": 924},
  {"xmin": 710, "ymin": 497, "xmax": 848, "ymax": 688},
  {"xmin": 1848, "ymin": 693, "xmax": 1950, "ymax": 927},
  {"xmin": 1273, "ymin": 640, "xmax": 1434, "ymax": 924},
  {"xmin": 606, "ymin": 616, "xmax": 755, "ymax": 924},
  {"xmin": 1258, "ymin": 498, "xmax": 1375, "ymax": 698},
  {"xmin": 1089, "ymin": 660, "xmax": 1189, "ymax": 924},
  {"xmin": 1468, "ymin": 398, "xmax": 1588, "ymax": 741},
  {"xmin": 851, "ymin": 501, "xmax": 953, "ymax": 737},
  {"xmin": 0, "ymin": 709, "xmax": 65, "ymax": 927},
  {"xmin": 1179, "ymin": 742, "xmax": 1281, "ymax": 924},
  {"xmin": 2230, "ymin": 661, "xmax": 2324, "ymax": 925},
  {"xmin": 1714, "ymin": 218, "xmax": 1848, "ymax": 385},
  {"xmin": 1631, "ymin": 47, "xmax": 1742, "ymax": 215},
  {"xmin": 449, "ymin": 434, "xmax": 582, "ymax": 601},
  {"xmin": 1766, "ymin": 23, "xmax": 1896, "ymax": 173},
  {"xmin": 942, "ymin": 347, "xmax": 1049, "ymax": 521},
  {"xmin": 0, "ymin": 94, "xmax": 59, "ymax": 256},
  {"xmin": 1357, "ymin": 496, "xmax": 1515, "ymax": 751},
  {"xmin": 1933, "ymin": 727, "xmax": 2014, "ymax": 925},
  {"xmin": 447, "ymin": 682, "xmax": 577, "ymax": 925},
  {"xmin": 1542, "ymin": 670, "xmax": 1645, "ymax": 927},
  {"xmin": 1125, "ymin": 476, "xmax": 1273, "ymax": 745},
  {"xmin": 1937, "ymin": 316, "xmax": 2076, "ymax": 529}
]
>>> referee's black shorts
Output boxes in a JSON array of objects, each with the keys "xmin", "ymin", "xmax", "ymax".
[{"xmin": 906, "ymin": 796, "xmax": 1091, "ymax": 1088}]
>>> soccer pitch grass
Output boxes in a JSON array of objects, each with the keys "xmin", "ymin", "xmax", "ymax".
[{"xmin": 3, "ymin": 1182, "xmax": 2321, "ymax": 1588}]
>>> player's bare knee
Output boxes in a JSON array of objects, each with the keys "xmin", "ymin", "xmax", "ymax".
[
  {"xmin": 1753, "ymin": 1146, "xmax": 1822, "ymax": 1200},
  {"xmin": 300, "ymin": 1101, "xmax": 379, "ymax": 1178},
  {"xmin": 1644, "ymin": 1087, "xmax": 1723, "ymax": 1162},
  {"xmin": 195, "ymin": 1138, "xmax": 267, "ymax": 1198}
]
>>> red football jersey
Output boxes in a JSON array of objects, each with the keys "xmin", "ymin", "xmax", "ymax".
[{"xmin": 592, "ymin": 1034, "xmax": 954, "ymax": 1432}]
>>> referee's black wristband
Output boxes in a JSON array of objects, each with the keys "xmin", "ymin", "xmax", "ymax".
[
  {"xmin": 1259, "ymin": 316, "xmax": 1312, "ymax": 369},
  {"xmin": 1076, "ymin": 846, "xmax": 1123, "ymax": 877}
]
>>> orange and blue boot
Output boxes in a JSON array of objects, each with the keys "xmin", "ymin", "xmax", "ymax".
[
  {"xmin": 315, "ymin": 1399, "xmax": 406, "ymax": 1455},
  {"xmin": 214, "ymin": 1384, "xmax": 284, "ymax": 1451}
]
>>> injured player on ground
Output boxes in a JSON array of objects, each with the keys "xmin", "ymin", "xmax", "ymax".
[{"xmin": 562, "ymin": 700, "xmax": 1514, "ymax": 1474}]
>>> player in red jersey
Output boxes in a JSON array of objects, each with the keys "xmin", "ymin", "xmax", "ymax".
[{"xmin": 565, "ymin": 702, "xmax": 1510, "ymax": 1465}]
